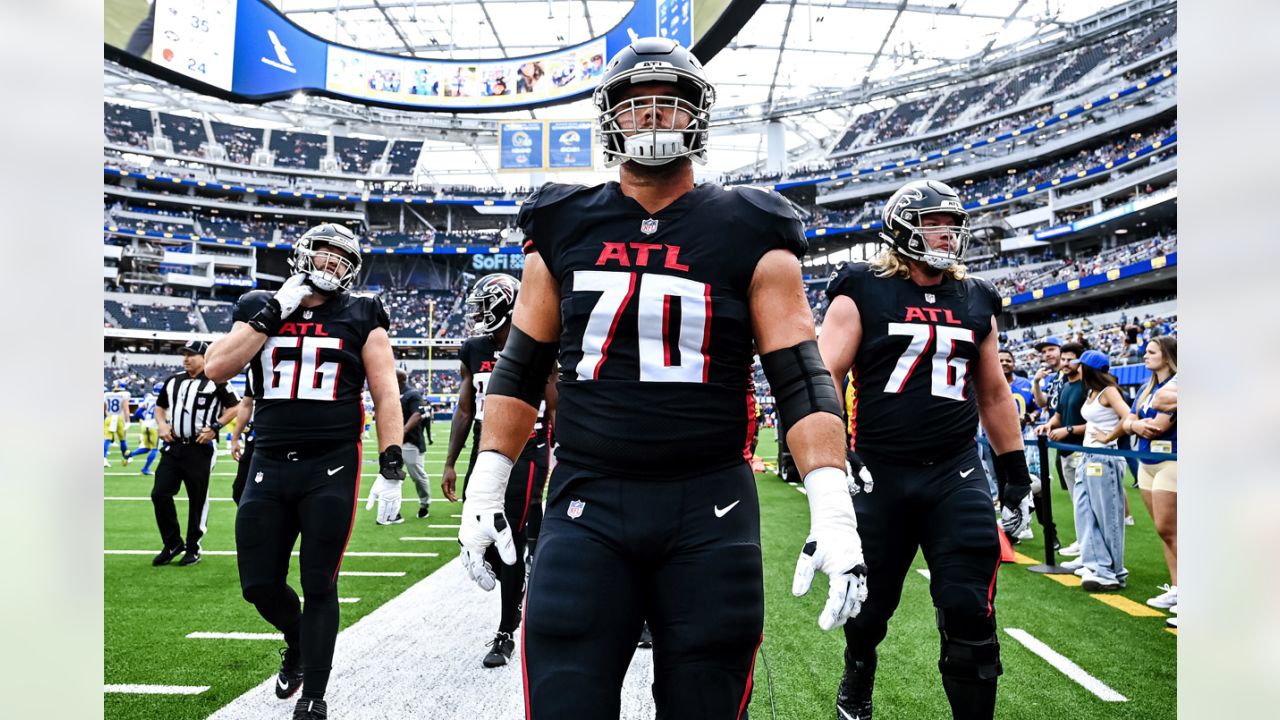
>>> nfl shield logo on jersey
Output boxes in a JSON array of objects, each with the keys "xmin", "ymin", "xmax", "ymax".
[
  {"xmin": 567, "ymin": 499, "xmax": 586, "ymax": 519},
  {"xmin": 640, "ymin": 218, "xmax": 659, "ymax": 235},
  {"xmin": 254, "ymin": 472, "xmax": 264, "ymax": 484},
  {"xmin": 924, "ymin": 293, "xmax": 936, "ymax": 304}
]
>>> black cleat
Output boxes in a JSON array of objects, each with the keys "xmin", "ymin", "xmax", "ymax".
[
  {"xmin": 275, "ymin": 646, "xmax": 304, "ymax": 699},
  {"xmin": 417, "ymin": 505, "xmax": 430, "ymax": 519},
  {"xmin": 836, "ymin": 653, "xmax": 876, "ymax": 720},
  {"xmin": 637, "ymin": 623, "xmax": 653, "ymax": 649},
  {"xmin": 376, "ymin": 513, "xmax": 405, "ymax": 526},
  {"xmin": 152, "ymin": 544, "xmax": 185, "ymax": 566},
  {"xmin": 482, "ymin": 631, "xmax": 515, "ymax": 668},
  {"xmin": 177, "ymin": 550, "xmax": 201, "ymax": 566},
  {"xmin": 293, "ymin": 697, "xmax": 327, "ymax": 719}
]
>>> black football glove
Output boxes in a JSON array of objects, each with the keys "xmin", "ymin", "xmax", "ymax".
[{"xmin": 994, "ymin": 450, "xmax": 1033, "ymax": 538}]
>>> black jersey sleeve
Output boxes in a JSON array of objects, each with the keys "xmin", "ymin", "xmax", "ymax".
[
  {"xmin": 215, "ymin": 382, "xmax": 240, "ymax": 410},
  {"xmin": 362, "ymin": 294, "xmax": 392, "ymax": 333},
  {"xmin": 156, "ymin": 375, "xmax": 175, "ymax": 410},
  {"xmin": 516, "ymin": 182, "xmax": 593, "ymax": 276},
  {"xmin": 230, "ymin": 290, "xmax": 272, "ymax": 324},
  {"xmin": 825, "ymin": 262, "xmax": 870, "ymax": 305},
  {"xmin": 973, "ymin": 276, "xmax": 1004, "ymax": 319},
  {"xmin": 732, "ymin": 186, "xmax": 809, "ymax": 259}
]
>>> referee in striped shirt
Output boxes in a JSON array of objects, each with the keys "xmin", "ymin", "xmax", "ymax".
[{"xmin": 151, "ymin": 340, "xmax": 239, "ymax": 567}]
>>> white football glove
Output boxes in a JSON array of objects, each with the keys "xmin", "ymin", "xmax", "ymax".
[
  {"xmin": 365, "ymin": 474, "xmax": 403, "ymax": 524},
  {"xmin": 274, "ymin": 273, "xmax": 314, "ymax": 319},
  {"xmin": 458, "ymin": 451, "xmax": 517, "ymax": 591},
  {"xmin": 793, "ymin": 466, "xmax": 869, "ymax": 631}
]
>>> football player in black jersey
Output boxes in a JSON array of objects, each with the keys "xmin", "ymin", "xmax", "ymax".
[
  {"xmin": 818, "ymin": 180, "xmax": 1035, "ymax": 720},
  {"xmin": 441, "ymin": 273, "xmax": 556, "ymax": 669},
  {"xmin": 205, "ymin": 223, "xmax": 404, "ymax": 720},
  {"xmin": 455, "ymin": 38, "xmax": 867, "ymax": 720}
]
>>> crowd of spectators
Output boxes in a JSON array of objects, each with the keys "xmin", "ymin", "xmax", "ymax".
[
  {"xmin": 989, "ymin": 234, "xmax": 1175, "ymax": 297},
  {"xmin": 105, "ymin": 300, "xmax": 201, "ymax": 332},
  {"xmin": 382, "ymin": 287, "xmax": 466, "ymax": 338},
  {"xmin": 335, "ymin": 136, "xmax": 388, "ymax": 174},
  {"xmin": 104, "ymin": 103, "xmax": 152, "ymax": 147}
]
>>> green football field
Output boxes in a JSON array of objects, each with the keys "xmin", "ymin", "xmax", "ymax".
[{"xmin": 103, "ymin": 425, "xmax": 1175, "ymax": 719}]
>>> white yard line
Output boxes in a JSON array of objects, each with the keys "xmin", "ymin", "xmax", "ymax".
[
  {"xmin": 208, "ymin": 557, "xmax": 657, "ymax": 720},
  {"xmin": 341, "ymin": 571, "xmax": 405, "ymax": 577},
  {"xmin": 399, "ymin": 536, "xmax": 458, "ymax": 542},
  {"xmin": 916, "ymin": 569, "xmax": 931, "ymax": 580},
  {"xmin": 104, "ymin": 684, "xmax": 209, "ymax": 695},
  {"xmin": 188, "ymin": 632, "xmax": 282, "ymax": 641},
  {"xmin": 1003, "ymin": 628, "xmax": 1127, "ymax": 702}
]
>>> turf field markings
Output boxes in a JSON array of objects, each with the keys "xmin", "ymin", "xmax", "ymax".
[
  {"xmin": 399, "ymin": 536, "xmax": 458, "ymax": 542},
  {"xmin": 916, "ymin": 568, "xmax": 931, "ymax": 580},
  {"xmin": 1089, "ymin": 594, "xmax": 1165, "ymax": 618},
  {"xmin": 427, "ymin": 524, "xmax": 460, "ymax": 529},
  {"xmin": 106, "ymin": 550, "xmax": 440, "ymax": 558},
  {"xmin": 1165, "ymin": 628, "xmax": 1177, "ymax": 636},
  {"xmin": 299, "ymin": 598, "xmax": 361, "ymax": 604},
  {"xmin": 188, "ymin": 632, "xmax": 283, "ymax": 640},
  {"xmin": 1011, "ymin": 551, "xmax": 1038, "ymax": 565},
  {"xmin": 104, "ymin": 684, "xmax": 210, "ymax": 695},
  {"xmin": 1044, "ymin": 573, "xmax": 1084, "ymax": 587},
  {"xmin": 449, "ymin": 513, "xmax": 462, "ymax": 518},
  {"xmin": 340, "ymin": 571, "xmax": 406, "ymax": 577},
  {"xmin": 1004, "ymin": 628, "xmax": 1127, "ymax": 702}
]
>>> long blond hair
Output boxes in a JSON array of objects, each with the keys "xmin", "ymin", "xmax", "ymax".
[
  {"xmin": 869, "ymin": 247, "xmax": 968, "ymax": 281},
  {"xmin": 1135, "ymin": 335, "xmax": 1177, "ymax": 409}
]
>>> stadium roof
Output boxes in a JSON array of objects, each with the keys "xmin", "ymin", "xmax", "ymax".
[{"xmin": 105, "ymin": 0, "xmax": 1143, "ymax": 185}]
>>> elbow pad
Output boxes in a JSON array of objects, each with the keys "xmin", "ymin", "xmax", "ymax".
[
  {"xmin": 760, "ymin": 340, "xmax": 843, "ymax": 431},
  {"xmin": 487, "ymin": 326, "xmax": 558, "ymax": 409}
]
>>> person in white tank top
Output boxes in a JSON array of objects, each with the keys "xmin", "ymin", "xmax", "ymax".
[{"xmin": 1072, "ymin": 350, "xmax": 1131, "ymax": 591}]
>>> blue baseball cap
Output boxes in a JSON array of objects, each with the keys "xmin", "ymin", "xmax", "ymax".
[
  {"xmin": 1034, "ymin": 336, "xmax": 1063, "ymax": 351},
  {"xmin": 1079, "ymin": 350, "xmax": 1111, "ymax": 371}
]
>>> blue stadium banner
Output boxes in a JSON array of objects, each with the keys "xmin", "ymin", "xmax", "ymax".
[
  {"xmin": 547, "ymin": 121, "xmax": 594, "ymax": 170},
  {"xmin": 499, "ymin": 122, "xmax": 545, "ymax": 170},
  {"xmin": 657, "ymin": 0, "xmax": 696, "ymax": 48}
]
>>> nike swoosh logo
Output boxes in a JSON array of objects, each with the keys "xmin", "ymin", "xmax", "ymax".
[
  {"xmin": 960, "ymin": 468, "xmax": 975, "ymax": 478},
  {"xmin": 714, "ymin": 500, "xmax": 741, "ymax": 518},
  {"xmin": 277, "ymin": 677, "xmax": 290, "ymax": 691},
  {"xmin": 327, "ymin": 466, "xmax": 345, "ymax": 476}
]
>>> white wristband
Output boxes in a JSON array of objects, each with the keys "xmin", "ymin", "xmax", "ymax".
[
  {"xmin": 465, "ymin": 450, "xmax": 515, "ymax": 505},
  {"xmin": 803, "ymin": 466, "xmax": 856, "ymax": 522}
]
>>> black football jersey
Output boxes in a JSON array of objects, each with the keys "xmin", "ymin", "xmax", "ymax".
[
  {"xmin": 518, "ymin": 181, "xmax": 807, "ymax": 479},
  {"xmin": 231, "ymin": 290, "xmax": 390, "ymax": 449},
  {"xmin": 826, "ymin": 262, "xmax": 1002, "ymax": 463},
  {"xmin": 459, "ymin": 334, "xmax": 549, "ymax": 449}
]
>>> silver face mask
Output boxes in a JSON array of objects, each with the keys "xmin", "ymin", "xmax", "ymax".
[{"xmin": 594, "ymin": 65, "xmax": 714, "ymax": 168}]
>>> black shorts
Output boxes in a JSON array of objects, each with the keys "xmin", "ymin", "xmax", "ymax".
[{"xmin": 521, "ymin": 460, "xmax": 763, "ymax": 720}]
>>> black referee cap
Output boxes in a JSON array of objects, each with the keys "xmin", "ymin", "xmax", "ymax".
[{"xmin": 179, "ymin": 340, "xmax": 209, "ymax": 355}]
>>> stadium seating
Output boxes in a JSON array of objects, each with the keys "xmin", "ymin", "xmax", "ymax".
[{"xmin": 157, "ymin": 113, "xmax": 207, "ymax": 157}]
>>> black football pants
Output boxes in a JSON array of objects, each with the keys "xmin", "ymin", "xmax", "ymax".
[
  {"xmin": 522, "ymin": 461, "xmax": 764, "ymax": 720},
  {"xmin": 151, "ymin": 441, "xmax": 215, "ymax": 552},
  {"xmin": 464, "ymin": 442, "xmax": 549, "ymax": 635},
  {"xmin": 235, "ymin": 442, "xmax": 362, "ymax": 701},
  {"xmin": 843, "ymin": 445, "xmax": 1004, "ymax": 720}
]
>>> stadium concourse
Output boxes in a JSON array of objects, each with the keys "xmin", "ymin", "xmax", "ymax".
[{"xmin": 103, "ymin": 0, "xmax": 1178, "ymax": 718}]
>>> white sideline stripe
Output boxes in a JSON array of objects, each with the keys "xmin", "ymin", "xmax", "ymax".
[
  {"xmin": 428, "ymin": 524, "xmax": 461, "ymax": 529},
  {"xmin": 341, "ymin": 571, "xmax": 405, "ymax": 577},
  {"xmin": 106, "ymin": 496, "xmax": 236, "ymax": 502},
  {"xmin": 917, "ymin": 569, "xmax": 931, "ymax": 580},
  {"xmin": 188, "ymin": 632, "xmax": 283, "ymax": 640},
  {"xmin": 105, "ymin": 684, "xmax": 209, "ymax": 695},
  {"xmin": 1004, "ymin": 628, "xmax": 1127, "ymax": 702},
  {"xmin": 399, "ymin": 536, "xmax": 458, "ymax": 542},
  {"xmin": 299, "ymin": 598, "xmax": 361, "ymax": 604},
  {"xmin": 106, "ymin": 550, "xmax": 439, "ymax": 558},
  {"xmin": 208, "ymin": 557, "xmax": 658, "ymax": 720},
  {"xmin": 449, "ymin": 513, "xmax": 462, "ymax": 518}
]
